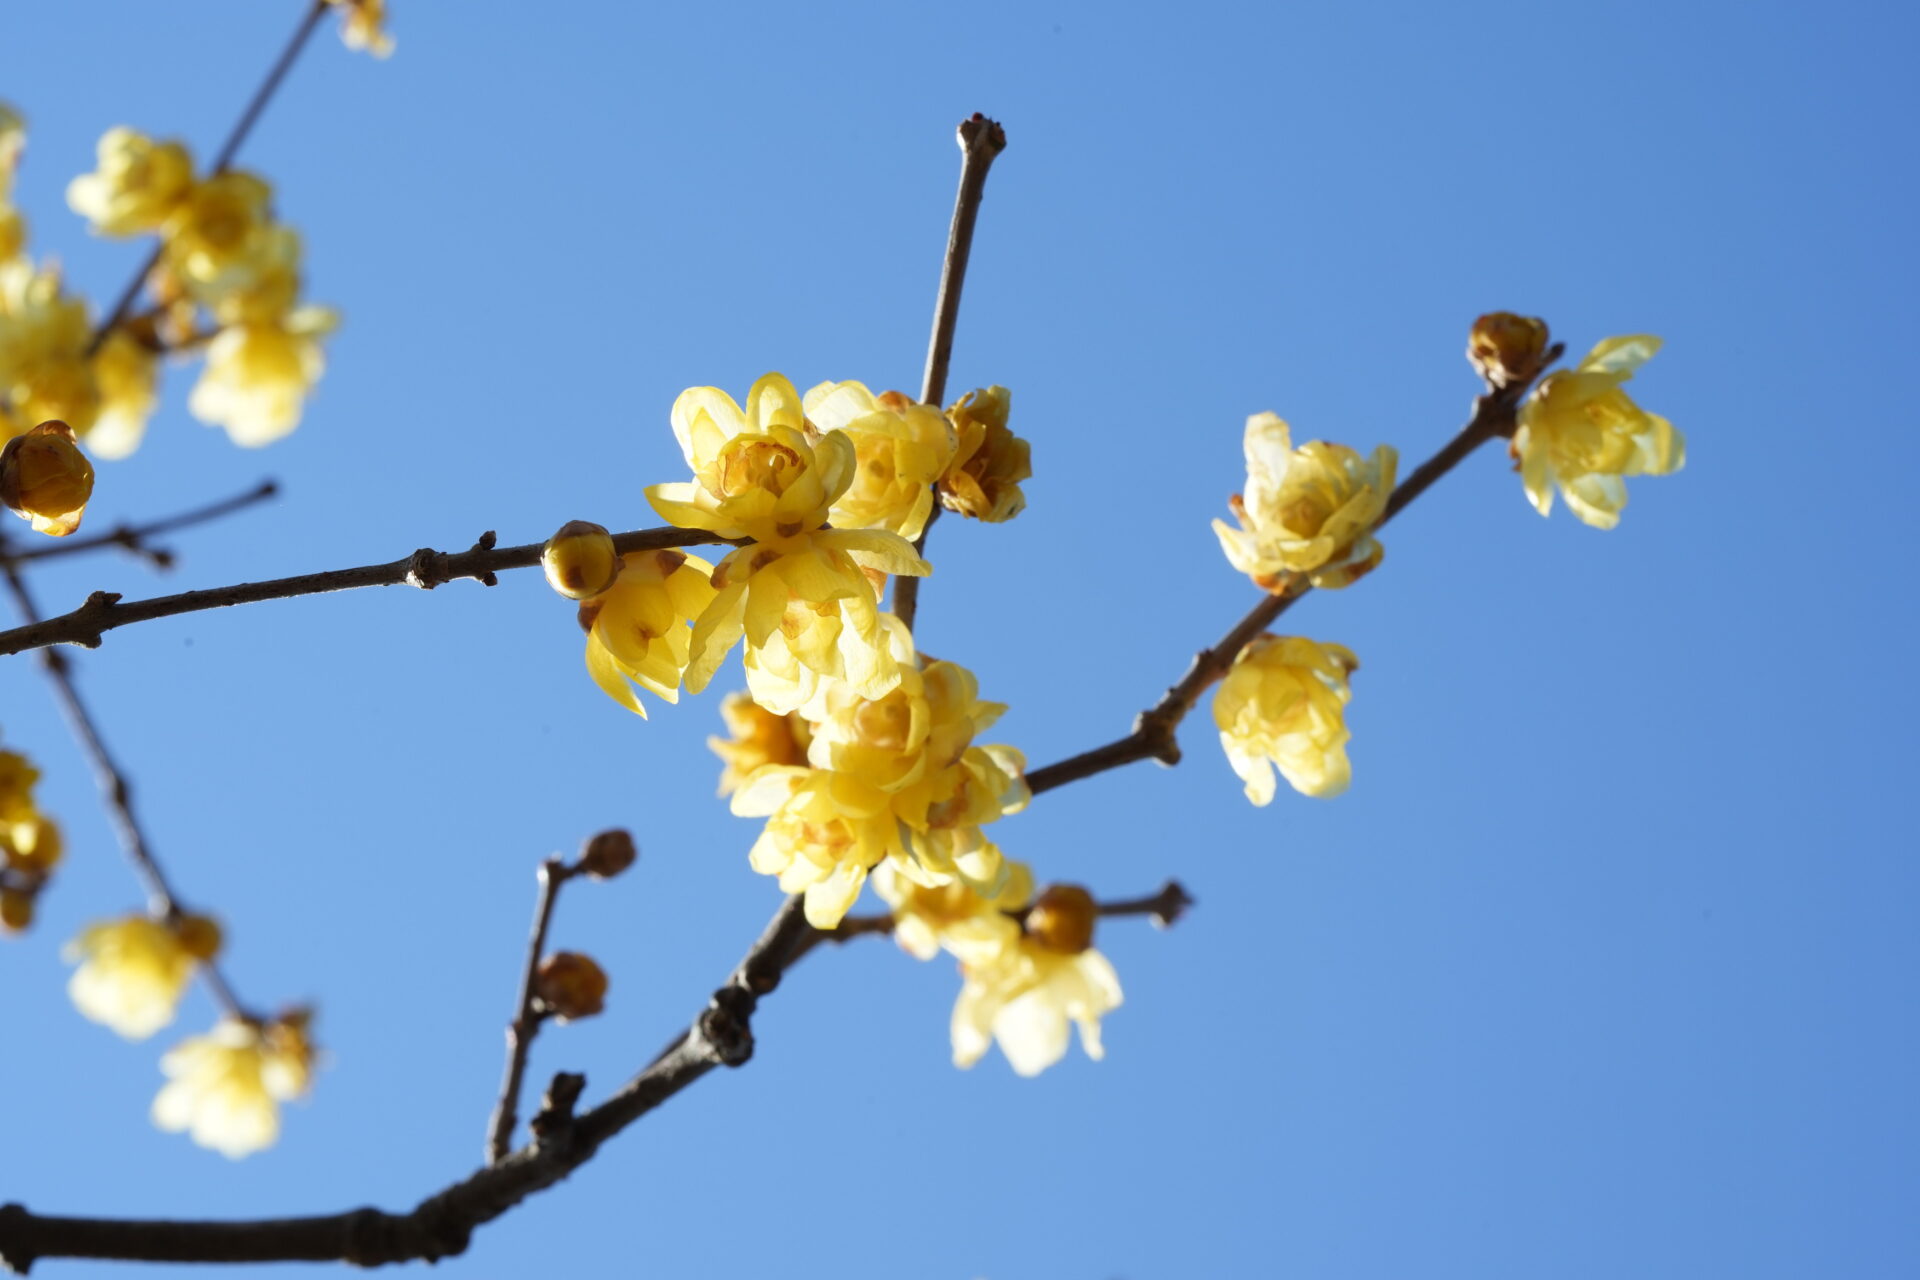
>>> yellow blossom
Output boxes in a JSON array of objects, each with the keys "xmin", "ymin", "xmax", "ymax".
[
  {"xmin": 87, "ymin": 329, "xmax": 160, "ymax": 459},
  {"xmin": 542, "ymin": 520, "xmax": 619, "ymax": 600},
  {"xmin": 1213, "ymin": 413, "xmax": 1397, "ymax": 591},
  {"xmin": 0, "ymin": 206, "xmax": 22, "ymax": 264},
  {"xmin": 66, "ymin": 128, "xmax": 194, "ymax": 237},
  {"xmin": 732, "ymin": 766, "xmax": 901, "ymax": 928},
  {"xmin": 952, "ymin": 902, "xmax": 1123, "ymax": 1077},
  {"xmin": 188, "ymin": 307, "xmax": 335, "ymax": 446},
  {"xmin": 577, "ymin": 548, "xmax": 718, "ymax": 717},
  {"xmin": 65, "ymin": 913, "xmax": 222, "ymax": 1040},
  {"xmin": 803, "ymin": 381, "xmax": 956, "ymax": 540},
  {"xmin": 0, "ymin": 420, "xmax": 94, "ymax": 536},
  {"xmin": 328, "ymin": 0, "xmax": 395, "ymax": 57},
  {"xmin": 0, "ymin": 749, "xmax": 42, "ymax": 824},
  {"xmin": 890, "ymin": 741, "xmax": 1025, "ymax": 894},
  {"xmin": 0, "ymin": 259, "xmax": 100, "ymax": 436},
  {"xmin": 162, "ymin": 172, "xmax": 276, "ymax": 300},
  {"xmin": 4, "ymin": 814, "xmax": 62, "ymax": 875},
  {"xmin": 874, "ymin": 859, "xmax": 1031, "ymax": 966},
  {"xmin": 1467, "ymin": 312, "xmax": 1551, "ymax": 389},
  {"xmin": 709, "ymin": 690, "xmax": 812, "ymax": 797},
  {"xmin": 939, "ymin": 386, "xmax": 1029, "ymax": 522},
  {"xmin": 1513, "ymin": 335, "xmax": 1684, "ymax": 530},
  {"xmin": 1213, "ymin": 634, "xmax": 1358, "ymax": 804},
  {"xmin": 152, "ymin": 1012, "xmax": 315, "ymax": 1158}
]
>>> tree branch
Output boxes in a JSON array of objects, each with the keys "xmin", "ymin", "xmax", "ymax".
[
  {"xmin": 485, "ymin": 856, "xmax": 576, "ymax": 1165},
  {"xmin": 86, "ymin": 1, "xmax": 331, "ymax": 357},
  {"xmin": 893, "ymin": 112, "xmax": 1008, "ymax": 638},
  {"xmin": 0, "ymin": 879, "xmax": 1181, "ymax": 1271},
  {"xmin": 0, "ymin": 525, "xmax": 740, "ymax": 658},
  {"xmin": 0, "ymin": 480, "xmax": 278, "ymax": 570},
  {"xmin": 1025, "ymin": 364, "xmax": 1557, "ymax": 797}
]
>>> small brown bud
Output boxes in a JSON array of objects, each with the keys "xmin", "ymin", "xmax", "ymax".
[
  {"xmin": 578, "ymin": 828, "xmax": 637, "ymax": 880},
  {"xmin": 1467, "ymin": 313, "xmax": 1551, "ymax": 390},
  {"xmin": 174, "ymin": 912, "xmax": 223, "ymax": 961},
  {"xmin": 1025, "ymin": 883, "xmax": 1098, "ymax": 955},
  {"xmin": 534, "ymin": 951, "xmax": 609, "ymax": 1022},
  {"xmin": 0, "ymin": 886, "xmax": 34, "ymax": 934},
  {"xmin": 0, "ymin": 421, "xmax": 94, "ymax": 537},
  {"xmin": 541, "ymin": 521, "xmax": 619, "ymax": 600}
]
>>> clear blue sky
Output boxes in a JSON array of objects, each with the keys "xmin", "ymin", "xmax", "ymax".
[{"xmin": 4, "ymin": 1, "xmax": 1916, "ymax": 1276}]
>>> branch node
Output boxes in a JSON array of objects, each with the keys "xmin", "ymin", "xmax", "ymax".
[
  {"xmin": 700, "ymin": 984, "xmax": 758, "ymax": 1067},
  {"xmin": 529, "ymin": 1071, "xmax": 586, "ymax": 1148},
  {"xmin": 404, "ymin": 547, "xmax": 447, "ymax": 590},
  {"xmin": 1131, "ymin": 709, "xmax": 1183, "ymax": 766},
  {"xmin": 1147, "ymin": 880, "xmax": 1195, "ymax": 929}
]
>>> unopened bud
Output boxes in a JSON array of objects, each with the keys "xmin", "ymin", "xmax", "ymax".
[
  {"xmin": 175, "ymin": 912, "xmax": 223, "ymax": 962},
  {"xmin": 4, "ymin": 815, "xmax": 61, "ymax": 873},
  {"xmin": 0, "ymin": 421, "xmax": 94, "ymax": 537},
  {"xmin": 542, "ymin": 521, "xmax": 619, "ymax": 600},
  {"xmin": 579, "ymin": 828, "xmax": 637, "ymax": 880},
  {"xmin": 0, "ymin": 887, "xmax": 33, "ymax": 934},
  {"xmin": 1025, "ymin": 883, "xmax": 1098, "ymax": 955},
  {"xmin": 534, "ymin": 951, "xmax": 608, "ymax": 1021},
  {"xmin": 1467, "ymin": 313, "xmax": 1551, "ymax": 390}
]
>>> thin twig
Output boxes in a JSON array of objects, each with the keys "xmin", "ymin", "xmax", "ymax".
[
  {"xmin": 0, "ymin": 563, "xmax": 250, "ymax": 1021},
  {"xmin": 893, "ymin": 113, "xmax": 1008, "ymax": 638},
  {"xmin": 0, "ymin": 525, "xmax": 741, "ymax": 657},
  {"xmin": 0, "ymin": 881, "xmax": 1181, "ymax": 1270},
  {"xmin": 0, "ymin": 480, "xmax": 278, "ymax": 569},
  {"xmin": 85, "ymin": 0, "xmax": 331, "ymax": 356},
  {"xmin": 486, "ymin": 857, "xmax": 575, "ymax": 1164},
  {"xmin": 1025, "ymin": 363, "xmax": 1557, "ymax": 797}
]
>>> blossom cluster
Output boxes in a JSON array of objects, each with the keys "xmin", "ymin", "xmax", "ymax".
[{"xmin": 0, "ymin": 746, "xmax": 64, "ymax": 934}]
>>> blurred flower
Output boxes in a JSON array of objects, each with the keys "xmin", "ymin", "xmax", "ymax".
[
  {"xmin": 0, "ymin": 103, "xmax": 24, "ymax": 197},
  {"xmin": 534, "ymin": 951, "xmax": 609, "ymax": 1021},
  {"xmin": 576, "ymin": 548, "xmax": 719, "ymax": 717},
  {"xmin": 578, "ymin": 828, "xmax": 638, "ymax": 880},
  {"xmin": 162, "ymin": 172, "xmax": 276, "ymax": 301},
  {"xmin": 328, "ymin": 0, "xmax": 395, "ymax": 57},
  {"xmin": 1467, "ymin": 312, "xmax": 1551, "ymax": 389},
  {"xmin": 0, "ymin": 206, "xmax": 22, "ymax": 264},
  {"xmin": 1213, "ymin": 634, "xmax": 1358, "ymax": 804},
  {"xmin": 152, "ymin": 1011, "xmax": 315, "ymax": 1158},
  {"xmin": 1213, "ymin": 413, "xmax": 1396, "ymax": 592},
  {"xmin": 188, "ymin": 306, "xmax": 335, "ymax": 446},
  {"xmin": 804, "ymin": 380, "xmax": 956, "ymax": 540},
  {"xmin": 874, "ymin": 858, "xmax": 1031, "ymax": 966},
  {"xmin": 0, "ymin": 749, "xmax": 42, "ymax": 824},
  {"xmin": 0, "ymin": 259, "xmax": 100, "ymax": 437},
  {"xmin": 1513, "ymin": 335, "xmax": 1684, "ymax": 529},
  {"xmin": 0, "ymin": 419, "xmax": 93, "ymax": 536},
  {"xmin": 65, "ymin": 913, "xmax": 222, "ymax": 1040},
  {"xmin": 952, "ymin": 897, "xmax": 1123, "ymax": 1077},
  {"xmin": 66, "ymin": 128, "xmax": 194, "ymax": 237},
  {"xmin": 86, "ymin": 329, "xmax": 160, "ymax": 459},
  {"xmin": 3, "ymin": 813, "xmax": 62, "ymax": 875},
  {"xmin": 542, "ymin": 520, "xmax": 619, "ymax": 600},
  {"xmin": 0, "ymin": 887, "xmax": 32, "ymax": 933},
  {"xmin": 709, "ymin": 690, "xmax": 811, "ymax": 797},
  {"xmin": 939, "ymin": 385, "xmax": 1029, "ymax": 522}
]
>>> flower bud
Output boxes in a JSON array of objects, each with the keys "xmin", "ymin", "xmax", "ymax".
[
  {"xmin": 1467, "ymin": 312, "xmax": 1551, "ymax": 389},
  {"xmin": 1024, "ymin": 884, "xmax": 1098, "ymax": 955},
  {"xmin": 0, "ymin": 421, "xmax": 94, "ymax": 537},
  {"xmin": 939, "ymin": 386, "xmax": 1030, "ymax": 523},
  {"xmin": 534, "ymin": 951, "xmax": 608, "ymax": 1022},
  {"xmin": 542, "ymin": 520, "xmax": 619, "ymax": 600},
  {"xmin": 1, "ymin": 887, "xmax": 34, "ymax": 934},
  {"xmin": 578, "ymin": 828, "xmax": 637, "ymax": 880},
  {"xmin": 175, "ymin": 912, "xmax": 223, "ymax": 962},
  {"xmin": 4, "ymin": 814, "xmax": 62, "ymax": 873}
]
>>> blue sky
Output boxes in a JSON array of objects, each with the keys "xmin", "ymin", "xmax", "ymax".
[{"xmin": 3, "ymin": 1, "xmax": 1917, "ymax": 1276}]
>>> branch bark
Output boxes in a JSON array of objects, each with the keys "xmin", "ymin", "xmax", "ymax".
[
  {"xmin": 484, "ymin": 856, "xmax": 576, "ymax": 1164},
  {"xmin": 0, "ymin": 480, "xmax": 278, "ymax": 569}
]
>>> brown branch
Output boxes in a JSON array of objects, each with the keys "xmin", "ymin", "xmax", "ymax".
[
  {"xmin": 893, "ymin": 112, "xmax": 1008, "ymax": 638},
  {"xmin": 485, "ymin": 856, "xmax": 576, "ymax": 1165},
  {"xmin": 0, "ymin": 480, "xmax": 278, "ymax": 570},
  {"xmin": 0, "ymin": 878, "xmax": 1182, "ymax": 1270},
  {"xmin": 0, "ymin": 563, "xmax": 252, "ymax": 1022},
  {"xmin": 86, "ymin": 1, "xmax": 331, "ymax": 357},
  {"xmin": 1025, "ymin": 362, "xmax": 1559, "ymax": 798},
  {"xmin": 0, "ymin": 525, "xmax": 741, "ymax": 658}
]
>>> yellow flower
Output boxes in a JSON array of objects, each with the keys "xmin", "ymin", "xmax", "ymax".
[
  {"xmin": 328, "ymin": 0, "xmax": 395, "ymax": 57},
  {"xmin": 541, "ymin": 520, "xmax": 619, "ymax": 600},
  {"xmin": 577, "ymin": 548, "xmax": 718, "ymax": 717},
  {"xmin": 188, "ymin": 307, "xmax": 335, "ymax": 446},
  {"xmin": 0, "ymin": 205, "xmax": 23, "ymax": 263},
  {"xmin": 65, "ymin": 913, "xmax": 222, "ymax": 1040},
  {"xmin": 890, "ymin": 741, "xmax": 1025, "ymax": 895},
  {"xmin": 0, "ymin": 103, "xmax": 24, "ymax": 199},
  {"xmin": 66, "ymin": 128, "xmax": 195, "ymax": 237},
  {"xmin": 152, "ymin": 1012, "xmax": 315, "ymax": 1158},
  {"xmin": 3, "ymin": 813, "xmax": 62, "ymax": 876},
  {"xmin": 0, "ymin": 259, "xmax": 100, "ymax": 436},
  {"xmin": 0, "ymin": 420, "xmax": 94, "ymax": 536},
  {"xmin": 161, "ymin": 172, "xmax": 276, "ymax": 300},
  {"xmin": 1213, "ymin": 413, "xmax": 1397, "ymax": 592},
  {"xmin": 709, "ymin": 690, "xmax": 811, "ymax": 797},
  {"xmin": 1467, "ymin": 312, "xmax": 1551, "ymax": 389},
  {"xmin": 1213, "ymin": 634, "xmax": 1358, "ymax": 804},
  {"xmin": 86, "ymin": 329, "xmax": 160, "ymax": 460},
  {"xmin": 939, "ymin": 386, "xmax": 1029, "ymax": 522},
  {"xmin": 803, "ymin": 381, "xmax": 956, "ymax": 540},
  {"xmin": 952, "ymin": 887, "xmax": 1123, "ymax": 1077},
  {"xmin": 0, "ymin": 749, "xmax": 42, "ymax": 824},
  {"xmin": 873, "ymin": 858, "xmax": 1031, "ymax": 966},
  {"xmin": 1513, "ymin": 335, "xmax": 1684, "ymax": 530},
  {"xmin": 732, "ymin": 766, "xmax": 901, "ymax": 928}
]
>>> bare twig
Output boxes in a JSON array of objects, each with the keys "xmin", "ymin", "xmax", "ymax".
[
  {"xmin": 0, "ymin": 525, "xmax": 741, "ymax": 657},
  {"xmin": 485, "ymin": 857, "xmax": 576, "ymax": 1164},
  {"xmin": 0, "ymin": 480, "xmax": 278, "ymax": 570},
  {"xmin": 1025, "ymin": 362, "xmax": 1559, "ymax": 797},
  {"xmin": 0, "ymin": 879, "xmax": 1182, "ymax": 1270},
  {"xmin": 893, "ymin": 113, "xmax": 1008, "ymax": 637},
  {"xmin": 0, "ymin": 563, "xmax": 251, "ymax": 1021},
  {"xmin": 86, "ymin": 1, "xmax": 331, "ymax": 357}
]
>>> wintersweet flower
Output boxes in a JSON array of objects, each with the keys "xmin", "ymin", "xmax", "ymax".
[
  {"xmin": 709, "ymin": 690, "xmax": 811, "ymax": 797},
  {"xmin": 0, "ymin": 259, "xmax": 99, "ymax": 436},
  {"xmin": 577, "ymin": 549, "xmax": 718, "ymax": 718},
  {"xmin": 66, "ymin": 128, "xmax": 194, "ymax": 237},
  {"xmin": 161, "ymin": 172, "xmax": 276, "ymax": 300},
  {"xmin": 541, "ymin": 520, "xmax": 619, "ymax": 600},
  {"xmin": 188, "ymin": 306, "xmax": 335, "ymax": 446},
  {"xmin": 2, "ymin": 813, "xmax": 61, "ymax": 875},
  {"xmin": 86, "ymin": 330, "xmax": 160, "ymax": 459},
  {"xmin": 804, "ymin": 380, "xmax": 956, "ymax": 540},
  {"xmin": 1214, "ymin": 634, "xmax": 1358, "ymax": 804},
  {"xmin": 1213, "ymin": 413, "xmax": 1397, "ymax": 592},
  {"xmin": 152, "ymin": 1011, "xmax": 315, "ymax": 1158},
  {"xmin": 0, "ymin": 206, "xmax": 22, "ymax": 264},
  {"xmin": 732, "ymin": 766, "xmax": 901, "ymax": 928},
  {"xmin": 328, "ymin": 0, "xmax": 395, "ymax": 57},
  {"xmin": 874, "ymin": 859, "xmax": 1032, "ymax": 966},
  {"xmin": 1513, "ymin": 335, "xmax": 1684, "ymax": 530},
  {"xmin": 939, "ymin": 386, "xmax": 1029, "ymax": 522},
  {"xmin": 0, "ymin": 750, "xmax": 42, "ymax": 824},
  {"xmin": 65, "ymin": 913, "xmax": 222, "ymax": 1040},
  {"xmin": 891, "ymin": 742, "xmax": 1026, "ymax": 895},
  {"xmin": 0, "ymin": 420, "xmax": 93, "ymax": 536},
  {"xmin": 1467, "ymin": 311, "xmax": 1551, "ymax": 389},
  {"xmin": 952, "ymin": 884, "xmax": 1123, "ymax": 1077}
]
